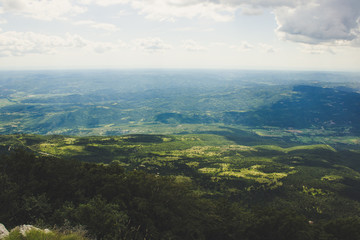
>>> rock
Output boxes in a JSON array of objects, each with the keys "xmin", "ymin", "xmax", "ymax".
[
  {"xmin": 0, "ymin": 224, "xmax": 52, "ymax": 239},
  {"xmin": 17, "ymin": 225, "xmax": 51, "ymax": 236},
  {"xmin": 0, "ymin": 224, "xmax": 9, "ymax": 239},
  {"xmin": 18, "ymin": 225, "xmax": 39, "ymax": 236}
]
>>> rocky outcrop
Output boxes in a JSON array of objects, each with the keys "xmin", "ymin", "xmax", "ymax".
[
  {"xmin": 15, "ymin": 225, "xmax": 51, "ymax": 236},
  {"xmin": 0, "ymin": 224, "xmax": 51, "ymax": 239},
  {"xmin": 0, "ymin": 224, "xmax": 9, "ymax": 239}
]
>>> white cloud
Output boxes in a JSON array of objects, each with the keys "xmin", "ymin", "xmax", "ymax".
[
  {"xmin": 134, "ymin": 37, "xmax": 172, "ymax": 52},
  {"xmin": 126, "ymin": 0, "xmax": 360, "ymax": 47},
  {"xmin": 173, "ymin": 27, "xmax": 195, "ymax": 32},
  {"xmin": 77, "ymin": 0, "xmax": 360, "ymax": 47},
  {"xmin": 223, "ymin": 0, "xmax": 304, "ymax": 8},
  {"xmin": 79, "ymin": 0, "xmax": 129, "ymax": 7},
  {"xmin": 223, "ymin": 0, "xmax": 360, "ymax": 47},
  {"xmin": 91, "ymin": 41, "xmax": 120, "ymax": 53},
  {"xmin": 259, "ymin": 43, "xmax": 276, "ymax": 53},
  {"xmin": 0, "ymin": 31, "xmax": 123, "ymax": 57},
  {"xmin": 0, "ymin": 18, "xmax": 7, "ymax": 24},
  {"xmin": 275, "ymin": 0, "xmax": 360, "ymax": 45},
  {"xmin": 0, "ymin": 31, "xmax": 86, "ymax": 57},
  {"xmin": 132, "ymin": 0, "xmax": 236, "ymax": 22},
  {"xmin": 231, "ymin": 42, "xmax": 276, "ymax": 53},
  {"xmin": 1, "ymin": 0, "xmax": 358, "ymax": 50},
  {"xmin": 87, "ymin": 39, "xmax": 127, "ymax": 53},
  {"xmin": 182, "ymin": 40, "xmax": 206, "ymax": 51},
  {"xmin": 117, "ymin": 9, "xmax": 130, "ymax": 16},
  {"xmin": 173, "ymin": 27, "xmax": 215, "ymax": 32},
  {"xmin": 80, "ymin": 0, "xmax": 236, "ymax": 22},
  {"xmin": 74, "ymin": 20, "xmax": 120, "ymax": 32},
  {"xmin": 231, "ymin": 41, "xmax": 254, "ymax": 51},
  {"xmin": 0, "ymin": 0, "xmax": 27, "ymax": 11},
  {"xmin": 0, "ymin": 0, "xmax": 86, "ymax": 20},
  {"xmin": 228, "ymin": 0, "xmax": 360, "ymax": 47},
  {"xmin": 351, "ymin": 33, "xmax": 360, "ymax": 47},
  {"xmin": 239, "ymin": 5, "xmax": 263, "ymax": 16},
  {"xmin": 300, "ymin": 44, "xmax": 336, "ymax": 55}
]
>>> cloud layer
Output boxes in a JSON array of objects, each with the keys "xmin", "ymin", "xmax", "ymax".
[
  {"xmin": 134, "ymin": 38, "xmax": 172, "ymax": 52},
  {"xmin": 1, "ymin": 0, "xmax": 359, "ymax": 46},
  {"xmin": 0, "ymin": 31, "xmax": 83, "ymax": 56},
  {"xmin": 75, "ymin": 0, "xmax": 360, "ymax": 46},
  {"xmin": 0, "ymin": 0, "xmax": 359, "ymax": 72},
  {"xmin": 0, "ymin": 31, "xmax": 123, "ymax": 57},
  {"xmin": 0, "ymin": 0, "xmax": 86, "ymax": 20},
  {"xmin": 74, "ymin": 20, "xmax": 120, "ymax": 32}
]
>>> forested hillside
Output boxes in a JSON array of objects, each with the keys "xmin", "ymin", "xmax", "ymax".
[
  {"xmin": 1, "ymin": 134, "xmax": 360, "ymax": 239},
  {"xmin": 1, "ymin": 148, "xmax": 360, "ymax": 240}
]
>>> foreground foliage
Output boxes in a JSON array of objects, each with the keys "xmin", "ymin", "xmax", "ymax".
[{"xmin": 1, "ymin": 146, "xmax": 360, "ymax": 239}]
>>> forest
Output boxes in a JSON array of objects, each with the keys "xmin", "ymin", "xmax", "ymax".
[
  {"xmin": 1, "ymin": 148, "xmax": 360, "ymax": 240},
  {"xmin": 1, "ymin": 133, "xmax": 360, "ymax": 239}
]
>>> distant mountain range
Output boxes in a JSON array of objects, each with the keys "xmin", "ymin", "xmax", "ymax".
[{"xmin": 0, "ymin": 70, "xmax": 359, "ymax": 136}]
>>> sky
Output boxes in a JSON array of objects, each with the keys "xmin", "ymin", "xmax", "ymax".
[{"xmin": 0, "ymin": 0, "xmax": 359, "ymax": 71}]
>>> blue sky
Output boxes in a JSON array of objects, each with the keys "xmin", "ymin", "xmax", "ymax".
[{"xmin": 0, "ymin": 0, "xmax": 359, "ymax": 71}]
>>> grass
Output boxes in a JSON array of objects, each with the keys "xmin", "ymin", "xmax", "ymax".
[
  {"xmin": 302, "ymin": 186, "xmax": 327, "ymax": 197},
  {"xmin": 321, "ymin": 175, "xmax": 344, "ymax": 182},
  {"xmin": 254, "ymin": 144, "xmax": 336, "ymax": 153},
  {"xmin": 219, "ymin": 165, "xmax": 292, "ymax": 188}
]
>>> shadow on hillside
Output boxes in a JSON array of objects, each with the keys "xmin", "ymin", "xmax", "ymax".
[{"xmin": 197, "ymin": 126, "xmax": 294, "ymax": 147}]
